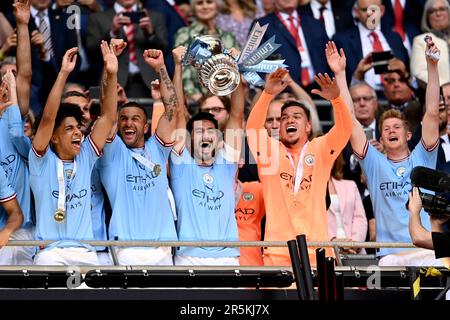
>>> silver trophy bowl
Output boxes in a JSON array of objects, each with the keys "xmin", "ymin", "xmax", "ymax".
[
  {"xmin": 186, "ymin": 35, "xmax": 240, "ymax": 96},
  {"xmin": 199, "ymin": 53, "xmax": 240, "ymax": 96}
]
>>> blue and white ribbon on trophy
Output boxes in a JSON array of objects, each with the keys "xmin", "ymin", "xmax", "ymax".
[{"xmin": 237, "ymin": 22, "xmax": 287, "ymax": 87}]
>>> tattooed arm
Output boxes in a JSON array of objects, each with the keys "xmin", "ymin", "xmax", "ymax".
[{"xmin": 144, "ymin": 49, "xmax": 179, "ymax": 144}]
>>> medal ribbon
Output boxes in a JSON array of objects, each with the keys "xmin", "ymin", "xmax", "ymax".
[
  {"xmin": 56, "ymin": 158, "xmax": 77, "ymax": 214},
  {"xmin": 286, "ymin": 142, "xmax": 309, "ymax": 194},
  {"xmin": 131, "ymin": 150, "xmax": 158, "ymax": 171}
]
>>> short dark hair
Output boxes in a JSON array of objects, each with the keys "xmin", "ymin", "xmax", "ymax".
[
  {"xmin": 54, "ymin": 103, "xmax": 84, "ymax": 130},
  {"xmin": 186, "ymin": 112, "xmax": 219, "ymax": 133},
  {"xmin": 62, "ymin": 90, "xmax": 88, "ymax": 101},
  {"xmin": 280, "ymin": 101, "xmax": 311, "ymax": 120},
  {"xmin": 120, "ymin": 101, "xmax": 148, "ymax": 120}
]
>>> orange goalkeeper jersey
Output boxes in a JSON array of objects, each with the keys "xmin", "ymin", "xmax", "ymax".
[{"xmin": 246, "ymin": 91, "xmax": 352, "ymax": 266}]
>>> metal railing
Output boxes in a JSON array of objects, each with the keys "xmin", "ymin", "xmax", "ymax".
[{"xmin": 3, "ymin": 240, "xmax": 416, "ymax": 248}]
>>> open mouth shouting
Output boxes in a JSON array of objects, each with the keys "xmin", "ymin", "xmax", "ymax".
[
  {"xmin": 200, "ymin": 141, "xmax": 212, "ymax": 149},
  {"xmin": 123, "ymin": 129, "xmax": 136, "ymax": 140},
  {"xmin": 286, "ymin": 126, "xmax": 297, "ymax": 134},
  {"xmin": 71, "ymin": 137, "xmax": 82, "ymax": 150},
  {"xmin": 388, "ymin": 136, "xmax": 399, "ymax": 142}
]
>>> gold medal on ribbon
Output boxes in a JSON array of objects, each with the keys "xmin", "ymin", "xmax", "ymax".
[
  {"xmin": 54, "ymin": 209, "xmax": 65, "ymax": 223},
  {"xmin": 153, "ymin": 164, "xmax": 161, "ymax": 177}
]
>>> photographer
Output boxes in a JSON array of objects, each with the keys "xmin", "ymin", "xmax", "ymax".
[{"xmin": 408, "ymin": 187, "xmax": 450, "ymax": 266}]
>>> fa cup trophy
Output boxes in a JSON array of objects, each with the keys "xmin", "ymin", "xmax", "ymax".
[
  {"xmin": 183, "ymin": 23, "xmax": 286, "ymax": 95},
  {"xmin": 183, "ymin": 35, "xmax": 240, "ymax": 96}
]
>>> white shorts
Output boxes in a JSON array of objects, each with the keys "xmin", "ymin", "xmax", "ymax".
[
  {"xmin": 113, "ymin": 247, "xmax": 173, "ymax": 266},
  {"xmin": 34, "ymin": 247, "xmax": 99, "ymax": 266},
  {"xmin": 378, "ymin": 248, "xmax": 443, "ymax": 267},
  {"xmin": 0, "ymin": 227, "xmax": 35, "ymax": 265},
  {"xmin": 97, "ymin": 251, "xmax": 114, "ymax": 266},
  {"xmin": 174, "ymin": 255, "xmax": 239, "ymax": 266}
]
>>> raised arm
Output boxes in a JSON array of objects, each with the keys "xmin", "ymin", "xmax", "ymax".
[
  {"xmin": 311, "ymin": 73, "xmax": 352, "ymax": 151},
  {"xmin": 32, "ymin": 48, "xmax": 78, "ymax": 154},
  {"xmin": 421, "ymin": 37, "xmax": 440, "ymax": 148},
  {"xmin": 172, "ymin": 46, "xmax": 187, "ymax": 153},
  {"xmin": 325, "ymin": 41, "xmax": 367, "ymax": 156},
  {"xmin": 13, "ymin": 0, "xmax": 32, "ymax": 118},
  {"xmin": 90, "ymin": 41, "xmax": 118, "ymax": 151},
  {"xmin": 246, "ymin": 68, "xmax": 290, "ymax": 154},
  {"xmin": 224, "ymin": 50, "xmax": 245, "ymax": 158},
  {"xmin": 2, "ymin": 70, "xmax": 30, "ymax": 157},
  {"xmin": 149, "ymin": 47, "xmax": 188, "ymax": 152},
  {"xmin": 324, "ymin": 41, "xmax": 354, "ymax": 116},
  {"xmin": 144, "ymin": 49, "xmax": 178, "ymax": 144},
  {"xmin": 150, "ymin": 80, "xmax": 164, "ymax": 136},
  {"xmin": 172, "ymin": 46, "xmax": 187, "ymax": 122},
  {"xmin": 222, "ymin": 77, "xmax": 245, "ymax": 161}
]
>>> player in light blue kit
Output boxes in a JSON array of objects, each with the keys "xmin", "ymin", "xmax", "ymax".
[
  {"xmin": 0, "ymin": 161, "xmax": 26, "ymax": 264},
  {"xmin": 169, "ymin": 72, "xmax": 245, "ymax": 266},
  {"xmin": 30, "ymin": 42, "xmax": 117, "ymax": 265},
  {"xmin": 0, "ymin": 73, "xmax": 35, "ymax": 265},
  {"xmin": 61, "ymin": 90, "xmax": 111, "ymax": 265},
  {"xmin": 345, "ymin": 37, "xmax": 443, "ymax": 265},
  {"xmin": 99, "ymin": 49, "xmax": 180, "ymax": 265},
  {"xmin": 0, "ymin": 0, "xmax": 36, "ymax": 265}
]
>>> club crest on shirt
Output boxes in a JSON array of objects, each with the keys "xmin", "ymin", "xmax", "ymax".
[
  {"xmin": 203, "ymin": 173, "xmax": 214, "ymax": 184},
  {"xmin": 65, "ymin": 169, "xmax": 73, "ymax": 179},
  {"xmin": 242, "ymin": 192, "xmax": 254, "ymax": 202},
  {"xmin": 304, "ymin": 154, "xmax": 314, "ymax": 166},
  {"xmin": 396, "ymin": 166, "xmax": 406, "ymax": 177}
]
